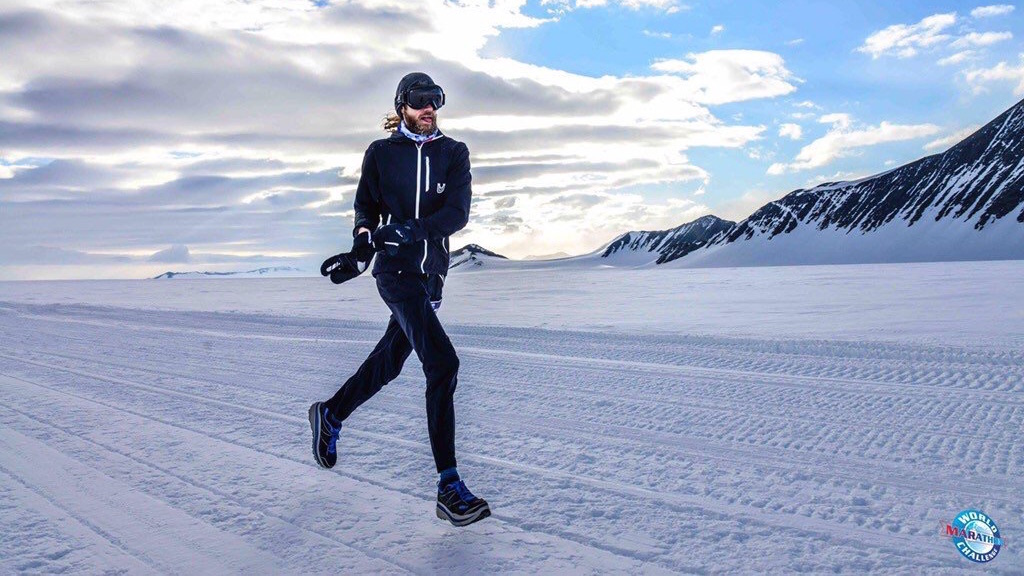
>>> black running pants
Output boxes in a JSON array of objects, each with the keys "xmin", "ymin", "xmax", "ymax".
[{"xmin": 325, "ymin": 271, "xmax": 458, "ymax": 473}]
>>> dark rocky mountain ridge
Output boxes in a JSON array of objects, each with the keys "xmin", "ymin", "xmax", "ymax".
[{"xmin": 597, "ymin": 97, "xmax": 1024, "ymax": 266}]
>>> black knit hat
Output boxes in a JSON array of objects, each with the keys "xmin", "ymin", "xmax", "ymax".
[{"xmin": 394, "ymin": 72, "xmax": 441, "ymax": 115}]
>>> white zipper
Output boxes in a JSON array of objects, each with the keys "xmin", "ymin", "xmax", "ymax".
[
  {"xmin": 415, "ymin": 143, "xmax": 422, "ymax": 218},
  {"xmin": 416, "ymin": 143, "xmax": 427, "ymax": 273},
  {"xmin": 424, "ymin": 156, "xmax": 431, "ymax": 272}
]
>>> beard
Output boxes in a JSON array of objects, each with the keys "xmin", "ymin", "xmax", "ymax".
[{"xmin": 402, "ymin": 108, "xmax": 439, "ymax": 135}]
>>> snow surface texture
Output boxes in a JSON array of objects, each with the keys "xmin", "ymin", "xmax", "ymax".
[{"xmin": 1, "ymin": 262, "xmax": 1022, "ymax": 573}]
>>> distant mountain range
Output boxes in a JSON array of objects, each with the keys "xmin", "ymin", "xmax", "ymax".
[
  {"xmin": 464, "ymin": 96, "xmax": 1023, "ymax": 271},
  {"xmin": 449, "ymin": 244, "xmax": 508, "ymax": 269},
  {"xmin": 601, "ymin": 215, "xmax": 735, "ymax": 265},
  {"xmin": 153, "ymin": 266, "xmax": 308, "ymax": 279},
  {"xmin": 672, "ymin": 96, "xmax": 1024, "ymax": 268}
]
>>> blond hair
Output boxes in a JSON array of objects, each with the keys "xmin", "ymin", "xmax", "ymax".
[{"xmin": 383, "ymin": 111, "xmax": 400, "ymax": 133}]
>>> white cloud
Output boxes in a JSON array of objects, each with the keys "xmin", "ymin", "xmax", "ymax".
[
  {"xmin": 923, "ymin": 125, "xmax": 982, "ymax": 150},
  {"xmin": 767, "ymin": 114, "xmax": 939, "ymax": 174},
  {"xmin": 860, "ymin": 11, "xmax": 1014, "ymax": 63},
  {"xmin": 643, "ymin": 29, "xmax": 672, "ymax": 38},
  {"xmin": 950, "ymin": 31, "xmax": 1013, "ymax": 48},
  {"xmin": 710, "ymin": 24, "xmax": 725, "ymax": 35},
  {"xmin": 793, "ymin": 100, "xmax": 819, "ymax": 109},
  {"xmin": 746, "ymin": 146, "xmax": 773, "ymax": 160},
  {"xmin": 818, "ymin": 113, "xmax": 852, "ymax": 129},
  {"xmin": 857, "ymin": 13, "xmax": 957, "ymax": 59},
  {"xmin": 778, "ymin": 123, "xmax": 803, "ymax": 140},
  {"xmin": 965, "ymin": 54, "xmax": 1024, "ymax": 94},
  {"xmin": 651, "ymin": 50, "xmax": 797, "ymax": 104},
  {"xmin": 786, "ymin": 38, "xmax": 805, "ymax": 46},
  {"xmin": 149, "ymin": 244, "xmax": 191, "ymax": 263},
  {"xmin": 621, "ymin": 0, "xmax": 686, "ymax": 11},
  {"xmin": 0, "ymin": 0, "xmax": 790, "ymax": 278},
  {"xmin": 542, "ymin": 0, "xmax": 684, "ymax": 13},
  {"xmin": 471, "ymin": 190, "xmax": 711, "ymax": 258},
  {"xmin": 938, "ymin": 50, "xmax": 976, "ymax": 65},
  {"xmin": 971, "ymin": 4, "xmax": 1016, "ymax": 18}
]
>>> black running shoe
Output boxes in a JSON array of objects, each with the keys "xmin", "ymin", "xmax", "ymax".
[
  {"xmin": 308, "ymin": 401, "xmax": 341, "ymax": 469},
  {"xmin": 436, "ymin": 480, "xmax": 491, "ymax": 527}
]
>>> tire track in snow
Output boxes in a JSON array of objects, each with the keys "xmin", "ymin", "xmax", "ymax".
[
  {"xmin": 3, "ymin": 316, "xmax": 1022, "ymax": 453},
  {"xmin": 2, "ymin": 345, "xmax": 1020, "ymax": 493},
  {"xmin": 3, "ymin": 330, "xmax": 1022, "ymax": 493},
  {"xmin": 0, "ymin": 409, "xmax": 419, "ymax": 573},
  {"xmin": 4, "ymin": 302, "xmax": 1021, "ymax": 398},
  {"xmin": 4, "ymin": 308, "xmax": 1019, "ymax": 467},
  {"xmin": 3, "ymin": 334, "xmax": 1019, "ymax": 487},
  {"xmin": 0, "ymin": 371, "xmax": 680, "ymax": 574},
  {"xmin": 0, "ymin": 362, "xmax": 970, "ymax": 571},
  {"xmin": 0, "ymin": 429, "xmax": 289, "ymax": 574},
  {"xmin": 2, "ymin": 404, "xmax": 682, "ymax": 575},
  {"xmin": 0, "ymin": 467, "xmax": 160, "ymax": 575},
  {"xmin": 6, "ymin": 341, "xmax": 1016, "ymax": 447},
  {"xmin": 4, "ymin": 304, "xmax": 1019, "ymax": 571}
]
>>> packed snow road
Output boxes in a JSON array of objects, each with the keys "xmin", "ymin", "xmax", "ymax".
[{"xmin": 1, "ymin": 269, "xmax": 1022, "ymax": 573}]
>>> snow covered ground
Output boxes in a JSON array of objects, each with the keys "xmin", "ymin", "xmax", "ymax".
[{"xmin": 1, "ymin": 260, "xmax": 1022, "ymax": 573}]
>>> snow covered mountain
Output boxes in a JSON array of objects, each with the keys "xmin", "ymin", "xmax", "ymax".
[
  {"xmin": 152, "ymin": 266, "xmax": 310, "ymax": 279},
  {"xmin": 677, "ymin": 97, "xmax": 1024, "ymax": 267},
  {"xmin": 448, "ymin": 244, "xmax": 508, "ymax": 270},
  {"xmin": 546, "ymin": 97, "xmax": 1024, "ymax": 269},
  {"xmin": 600, "ymin": 215, "xmax": 736, "ymax": 265}
]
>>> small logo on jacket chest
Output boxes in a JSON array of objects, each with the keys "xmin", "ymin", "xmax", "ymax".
[{"xmin": 436, "ymin": 183, "xmax": 446, "ymax": 194}]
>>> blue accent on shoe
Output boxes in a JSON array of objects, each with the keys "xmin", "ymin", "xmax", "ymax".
[
  {"xmin": 441, "ymin": 480, "xmax": 476, "ymax": 503},
  {"xmin": 451, "ymin": 480, "xmax": 475, "ymax": 503},
  {"xmin": 436, "ymin": 479, "xmax": 489, "ymax": 526},
  {"xmin": 439, "ymin": 467, "xmax": 459, "ymax": 485},
  {"xmin": 322, "ymin": 406, "xmax": 341, "ymax": 455}
]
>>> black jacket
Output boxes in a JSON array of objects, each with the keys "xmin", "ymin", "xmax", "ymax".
[{"xmin": 352, "ymin": 130, "xmax": 472, "ymax": 276}]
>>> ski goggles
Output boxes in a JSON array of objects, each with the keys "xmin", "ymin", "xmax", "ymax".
[{"xmin": 404, "ymin": 86, "xmax": 445, "ymax": 110}]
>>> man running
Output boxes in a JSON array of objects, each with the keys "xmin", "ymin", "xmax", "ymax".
[{"xmin": 309, "ymin": 72, "xmax": 489, "ymax": 527}]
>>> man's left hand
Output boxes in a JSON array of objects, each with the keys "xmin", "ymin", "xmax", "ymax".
[{"xmin": 375, "ymin": 223, "xmax": 415, "ymax": 255}]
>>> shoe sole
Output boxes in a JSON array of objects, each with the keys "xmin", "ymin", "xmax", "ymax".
[
  {"xmin": 436, "ymin": 503, "xmax": 491, "ymax": 527},
  {"xmin": 308, "ymin": 402, "xmax": 332, "ymax": 469}
]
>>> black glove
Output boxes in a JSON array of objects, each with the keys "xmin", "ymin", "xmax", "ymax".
[
  {"xmin": 374, "ymin": 222, "xmax": 415, "ymax": 256},
  {"xmin": 352, "ymin": 229, "xmax": 375, "ymax": 262},
  {"xmin": 320, "ymin": 252, "xmax": 367, "ymax": 284},
  {"xmin": 319, "ymin": 230, "xmax": 377, "ymax": 285}
]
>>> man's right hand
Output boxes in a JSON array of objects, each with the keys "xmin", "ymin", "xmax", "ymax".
[{"xmin": 352, "ymin": 229, "xmax": 375, "ymax": 262}]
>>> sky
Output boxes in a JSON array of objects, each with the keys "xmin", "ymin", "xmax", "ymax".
[{"xmin": 1, "ymin": 0, "xmax": 1024, "ymax": 280}]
